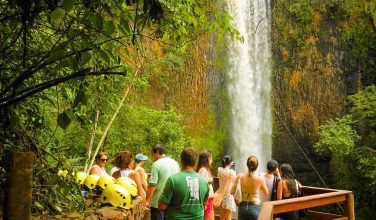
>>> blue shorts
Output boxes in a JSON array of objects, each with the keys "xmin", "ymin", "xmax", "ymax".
[{"xmin": 238, "ymin": 201, "xmax": 260, "ymax": 220}]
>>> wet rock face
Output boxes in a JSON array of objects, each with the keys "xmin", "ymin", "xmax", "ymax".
[{"xmin": 269, "ymin": 0, "xmax": 375, "ymax": 184}]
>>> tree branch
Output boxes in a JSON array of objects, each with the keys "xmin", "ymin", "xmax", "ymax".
[{"xmin": 0, "ymin": 68, "xmax": 126, "ymax": 108}]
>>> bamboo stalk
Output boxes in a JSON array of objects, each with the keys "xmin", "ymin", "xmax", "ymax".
[
  {"xmin": 87, "ymin": 58, "xmax": 146, "ymax": 173},
  {"xmin": 84, "ymin": 109, "xmax": 100, "ymax": 173}
]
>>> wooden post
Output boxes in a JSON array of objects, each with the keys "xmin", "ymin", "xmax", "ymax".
[
  {"xmin": 345, "ymin": 192, "xmax": 355, "ymax": 220},
  {"xmin": 144, "ymin": 208, "xmax": 151, "ymax": 220},
  {"xmin": 4, "ymin": 152, "xmax": 35, "ymax": 220}
]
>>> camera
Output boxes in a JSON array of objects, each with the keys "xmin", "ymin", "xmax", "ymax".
[{"xmin": 230, "ymin": 163, "xmax": 236, "ymax": 171}]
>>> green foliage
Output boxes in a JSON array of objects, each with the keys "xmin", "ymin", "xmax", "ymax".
[
  {"xmin": 104, "ymin": 106, "xmax": 187, "ymax": 169},
  {"xmin": 33, "ymin": 168, "xmax": 84, "ymax": 214},
  {"xmin": 314, "ymin": 85, "xmax": 376, "ymax": 218},
  {"xmin": 314, "ymin": 115, "xmax": 360, "ymax": 156},
  {"xmin": 349, "ymin": 85, "xmax": 376, "ymax": 129},
  {"xmin": 287, "ymin": 1, "xmax": 314, "ymax": 24},
  {"xmin": 0, "ymin": 0, "xmax": 241, "ymax": 215}
]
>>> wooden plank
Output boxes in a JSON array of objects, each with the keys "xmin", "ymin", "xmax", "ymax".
[
  {"xmin": 257, "ymin": 202, "xmax": 274, "ymax": 220},
  {"xmin": 307, "ymin": 210, "xmax": 347, "ymax": 220},
  {"xmin": 345, "ymin": 193, "xmax": 355, "ymax": 220},
  {"xmin": 274, "ymin": 195, "xmax": 346, "ymax": 213},
  {"xmin": 301, "ymin": 186, "xmax": 338, "ymax": 195}
]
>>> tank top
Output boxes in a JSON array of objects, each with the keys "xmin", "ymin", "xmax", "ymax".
[
  {"xmin": 91, "ymin": 164, "xmax": 107, "ymax": 176},
  {"xmin": 119, "ymin": 169, "xmax": 135, "ymax": 177},
  {"xmin": 135, "ymin": 166, "xmax": 148, "ymax": 180},
  {"xmin": 260, "ymin": 174, "xmax": 274, "ymax": 202},
  {"xmin": 199, "ymin": 167, "xmax": 214, "ymax": 195}
]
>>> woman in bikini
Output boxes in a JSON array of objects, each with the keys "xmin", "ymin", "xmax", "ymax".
[{"xmin": 231, "ymin": 155, "xmax": 268, "ymax": 220}]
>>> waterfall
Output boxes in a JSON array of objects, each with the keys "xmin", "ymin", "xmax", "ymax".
[{"xmin": 225, "ymin": 0, "xmax": 272, "ymax": 173}]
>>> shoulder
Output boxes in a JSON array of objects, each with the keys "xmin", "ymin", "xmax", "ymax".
[
  {"xmin": 217, "ymin": 167, "xmax": 223, "ymax": 173},
  {"xmin": 197, "ymin": 172, "xmax": 207, "ymax": 180},
  {"xmin": 256, "ymin": 175, "xmax": 266, "ymax": 183},
  {"xmin": 198, "ymin": 167, "xmax": 207, "ymax": 175}
]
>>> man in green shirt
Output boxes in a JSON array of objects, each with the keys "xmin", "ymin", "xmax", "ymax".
[
  {"xmin": 146, "ymin": 145, "xmax": 180, "ymax": 220},
  {"xmin": 159, "ymin": 147, "xmax": 209, "ymax": 220}
]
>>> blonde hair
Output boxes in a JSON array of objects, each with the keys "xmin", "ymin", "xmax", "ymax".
[{"xmin": 247, "ymin": 155, "xmax": 258, "ymax": 176}]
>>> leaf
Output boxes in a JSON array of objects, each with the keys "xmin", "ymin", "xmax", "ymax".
[
  {"xmin": 62, "ymin": 0, "xmax": 77, "ymax": 12},
  {"xmin": 120, "ymin": 18, "xmax": 131, "ymax": 35},
  {"xmin": 95, "ymin": 14, "xmax": 104, "ymax": 31},
  {"xmin": 99, "ymin": 50, "xmax": 110, "ymax": 63},
  {"xmin": 48, "ymin": 48, "xmax": 65, "ymax": 62},
  {"xmin": 34, "ymin": 201, "xmax": 45, "ymax": 211},
  {"xmin": 50, "ymin": 8, "xmax": 66, "ymax": 22},
  {"xmin": 104, "ymin": 20, "xmax": 116, "ymax": 35},
  {"xmin": 57, "ymin": 111, "xmax": 71, "ymax": 129}
]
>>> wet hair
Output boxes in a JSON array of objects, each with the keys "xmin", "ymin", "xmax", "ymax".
[
  {"xmin": 95, "ymin": 152, "xmax": 108, "ymax": 162},
  {"xmin": 196, "ymin": 150, "xmax": 212, "ymax": 172},
  {"xmin": 267, "ymin": 160, "xmax": 278, "ymax": 173},
  {"xmin": 180, "ymin": 147, "xmax": 198, "ymax": 167},
  {"xmin": 280, "ymin": 163, "xmax": 298, "ymax": 197},
  {"xmin": 247, "ymin": 155, "xmax": 258, "ymax": 175},
  {"xmin": 222, "ymin": 155, "xmax": 232, "ymax": 167},
  {"xmin": 113, "ymin": 150, "xmax": 134, "ymax": 169},
  {"xmin": 152, "ymin": 144, "xmax": 166, "ymax": 154}
]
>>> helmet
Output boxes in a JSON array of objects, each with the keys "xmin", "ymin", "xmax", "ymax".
[
  {"xmin": 58, "ymin": 169, "xmax": 68, "ymax": 177},
  {"xmin": 97, "ymin": 175, "xmax": 115, "ymax": 190},
  {"xmin": 100, "ymin": 184, "xmax": 132, "ymax": 209},
  {"xmin": 114, "ymin": 177, "xmax": 138, "ymax": 197},
  {"xmin": 83, "ymin": 174, "xmax": 100, "ymax": 189},
  {"xmin": 76, "ymin": 172, "xmax": 87, "ymax": 185}
]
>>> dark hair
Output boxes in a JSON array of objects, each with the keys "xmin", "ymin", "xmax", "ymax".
[
  {"xmin": 111, "ymin": 151, "xmax": 121, "ymax": 166},
  {"xmin": 95, "ymin": 152, "xmax": 108, "ymax": 162},
  {"xmin": 222, "ymin": 155, "xmax": 232, "ymax": 167},
  {"xmin": 114, "ymin": 150, "xmax": 134, "ymax": 169},
  {"xmin": 267, "ymin": 160, "xmax": 278, "ymax": 173},
  {"xmin": 280, "ymin": 163, "xmax": 298, "ymax": 197},
  {"xmin": 152, "ymin": 144, "xmax": 166, "ymax": 154},
  {"xmin": 247, "ymin": 155, "xmax": 258, "ymax": 174},
  {"xmin": 181, "ymin": 147, "xmax": 198, "ymax": 167},
  {"xmin": 196, "ymin": 150, "xmax": 212, "ymax": 172}
]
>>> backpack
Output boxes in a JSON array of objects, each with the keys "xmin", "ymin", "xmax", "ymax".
[{"xmin": 270, "ymin": 175, "xmax": 278, "ymax": 201}]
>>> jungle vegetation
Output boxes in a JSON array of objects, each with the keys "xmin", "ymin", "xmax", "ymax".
[{"xmin": 0, "ymin": 0, "xmax": 238, "ymax": 214}]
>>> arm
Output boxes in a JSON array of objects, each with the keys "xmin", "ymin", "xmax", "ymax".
[
  {"xmin": 112, "ymin": 170, "xmax": 120, "ymax": 179},
  {"xmin": 158, "ymin": 178, "xmax": 172, "ymax": 211},
  {"xmin": 89, "ymin": 166, "xmax": 100, "ymax": 175},
  {"xmin": 146, "ymin": 164, "xmax": 158, "ymax": 205},
  {"xmin": 203, "ymin": 182, "xmax": 209, "ymax": 206},
  {"xmin": 131, "ymin": 172, "xmax": 144, "ymax": 197},
  {"xmin": 158, "ymin": 200, "xmax": 169, "ymax": 211},
  {"xmin": 230, "ymin": 175, "xmax": 240, "ymax": 195},
  {"xmin": 138, "ymin": 168, "xmax": 148, "ymax": 192},
  {"xmin": 274, "ymin": 168, "xmax": 281, "ymax": 181},
  {"xmin": 131, "ymin": 172, "xmax": 146, "ymax": 206},
  {"xmin": 277, "ymin": 180, "xmax": 283, "ymax": 200},
  {"xmin": 260, "ymin": 177, "xmax": 268, "ymax": 197},
  {"xmin": 146, "ymin": 185, "xmax": 157, "ymax": 205}
]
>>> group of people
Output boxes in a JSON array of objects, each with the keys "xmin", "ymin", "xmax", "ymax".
[{"xmin": 89, "ymin": 146, "xmax": 303, "ymax": 220}]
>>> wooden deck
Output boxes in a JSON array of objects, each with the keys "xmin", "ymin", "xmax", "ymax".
[
  {"xmin": 212, "ymin": 177, "xmax": 355, "ymax": 220},
  {"xmin": 258, "ymin": 186, "xmax": 355, "ymax": 220}
]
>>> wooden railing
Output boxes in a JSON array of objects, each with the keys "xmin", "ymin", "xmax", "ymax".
[{"xmin": 258, "ymin": 186, "xmax": 355, "ymax": 220}]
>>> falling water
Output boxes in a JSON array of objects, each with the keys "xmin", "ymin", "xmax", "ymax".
[{"xmin": 225, "ymin": 0, "xmax": 272, "ymax": 173}]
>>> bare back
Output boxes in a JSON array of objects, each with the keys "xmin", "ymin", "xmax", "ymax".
[{"xmin": 234, "ymin": 173, "xmax": 268, "ymax": 203}]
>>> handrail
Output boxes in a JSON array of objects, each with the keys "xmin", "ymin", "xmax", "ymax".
[{"xmin": 258, "ymin": 186, "xmax": 355, "ymax": 220}]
